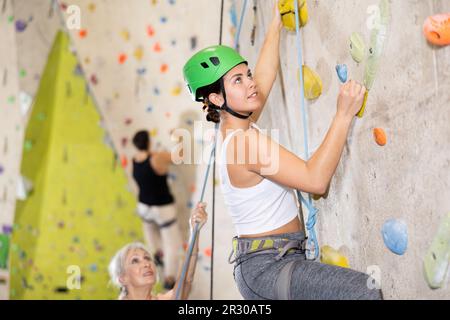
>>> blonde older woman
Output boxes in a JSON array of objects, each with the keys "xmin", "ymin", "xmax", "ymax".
[{"xmin": 109, "ymin": 202, "xmax": 207, "ymax": 300}]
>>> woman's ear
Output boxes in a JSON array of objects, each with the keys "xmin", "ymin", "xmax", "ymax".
[
  {"xmin": 208, "ymin": 93, "xmax": 224, "ymax": 107},
  {"xmin": 119, "ymin": 275, "xmax": 127, "ymax": 286}
]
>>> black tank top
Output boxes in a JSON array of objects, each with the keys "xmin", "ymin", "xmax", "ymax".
[{"xmin": 132, "ymin": 156, "xmax": 174, "ymax": 206}]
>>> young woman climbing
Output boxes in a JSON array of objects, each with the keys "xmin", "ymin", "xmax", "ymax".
[{"xmin": 182, "ymin": 3, "xmax": 383, "ymax": 300}]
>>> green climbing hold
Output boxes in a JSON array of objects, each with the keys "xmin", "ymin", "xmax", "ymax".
[
  {"xmin": 36, "ymin": 113, "xmax": 46, "ymax": 121},
  {"xmin": 349, "ymin": 32, "xmax": 365, "ymax": 63},
  {"xmin": 24, "ymin": 140, "xmax": 33, "ymax": 151},
  {"xmin": 423, "ymin": 213, "xmax": 450, "ymax": 289},
  {"xmin": 8, "ymin": 95, "xmax": 16, "ymax": 104}
]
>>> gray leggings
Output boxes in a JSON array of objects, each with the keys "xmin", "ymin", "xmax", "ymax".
[{"xmin": 233, "ymin": 232, "xmax": 383, "ymax": 300}]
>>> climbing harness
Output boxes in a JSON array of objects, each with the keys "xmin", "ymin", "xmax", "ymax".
[{"xmin": 228, "ymin": 237, "xmax": 307, "ymax": 264}]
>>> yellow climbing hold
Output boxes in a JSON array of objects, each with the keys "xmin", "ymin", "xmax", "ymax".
[
  {"xmin": 150, "ymin": 128, "xmax": 158, "ymax": 138},
  {"xmin": 320, "ymin": 245, "xmax": 350, "ymax": 268},
  {"xmin": 120, "ymin": 29, "xmax": 130, "ymax": 41},
  {"xmin": 357, "ymin": 91, "xmax": 369, "ymax": 118},
  {"xmin": 278, "ymin": 0, "xmax": 308, "ymax": 31},
  {"xmin": 171, "ymin": 85, "xmax": 182, "ymax": 96},
  {"xmin": 134, "ymin": 46, "xmax": 144, "ymax": 61},
  {"xmin": 298, "ymin": 65, "xmax": 323, "ymax": 100}
]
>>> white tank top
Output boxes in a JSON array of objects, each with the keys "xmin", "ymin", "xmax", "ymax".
[{"xmin": 218, "ymin": 123, "xmax": 299, "ymax": 236}]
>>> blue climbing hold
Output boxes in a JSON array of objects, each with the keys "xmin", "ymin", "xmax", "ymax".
[
  {"xmin": 382, "ymin": 219, "xmax": 408, "ymax": 255},
  {"xmin": 336, "ymin": 64, "xmax": 348, "ymax": 83}
]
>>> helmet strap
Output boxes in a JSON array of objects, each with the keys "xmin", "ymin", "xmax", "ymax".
[{"xmin": 219, "ymin": 79, "xmax": 253, "ymax": 120}]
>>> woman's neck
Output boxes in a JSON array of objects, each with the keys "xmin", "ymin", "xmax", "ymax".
[
  {"xmin": 135, "ymin": 150, "xmax": 150, "ymax": 161},
  {"xmin": 221, "ymin": 113, "xmax": 252, "ymax": 132},
  {"xmin": 124, "ymin": 286, "xmax": 153, "ymax": 300}
]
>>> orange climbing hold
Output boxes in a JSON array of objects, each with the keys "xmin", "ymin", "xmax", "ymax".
[
  {"xmin": 120, "ymin": 155, "xmax": 128, "ymax": 168},
  {"xmin": 204, "ymin": 247, "xmax": 212, "ymax": 257},
  {"xmin": 118, "ymin": 53, "xmax": 127, "ymax": 64},
  {"xmin": 78, "ymin": 29, "xmax": 87, "ymax": 38},
  {"xmin": 160, "ymin": 64, "xmax": 169, "ymax": 73},
  {"xmin": 153, "ymin": 42, "xmax": 162, "ymax": 52},
  {"xmin": 373, "ymin": 128, "xmax": 387, "ymax": 146},
  {"xmin": 147, "ymin": 25, "xmax": 155, "ymax": 37},
  {"xmin": 423, "ymin": 13, "xmax": 450, "ymax": 46}
]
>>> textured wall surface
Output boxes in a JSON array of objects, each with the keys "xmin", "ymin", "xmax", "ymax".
[{"xmin": 0, "ymin": 0, "xmax": 449, "ymax": 299}]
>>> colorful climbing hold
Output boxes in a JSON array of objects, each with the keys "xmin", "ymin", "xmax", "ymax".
[
  {"xmin": 190, "ymin": 36, "xmax": 197, "ymax": 50},
  {"xmin": 134, "ymin": 46, "xmax": 144, "ymax": 61},
  {"xmin": 150, "ymin": 128, "xmax": 158, "ymax": 137},
  {"xmin": 147, "ymin": 25, "xmax": 155, "ymax": 37},
  {"xmin": 24, "ymin": 140, "xmax": 33, "ymax": 151},
  {"xmin": 153, "ymin": 42, "xmax": 162, "ymax": 52},
  {"xmin": 381, "ymin": 219, "xmax": 408, "ymax": 255},
  {"xmin": 121, "ymin": 155, "xmax": 128, "ymax": 168},
  {"xmin": 423, "ymin": 213, "xmax": 450, "ymax": 289},
  {"xmin": 171, "ymin": 85, "xmax": 182, "ymax": 96},
  {"xmin": 204, "ymin": 247, "xmax": 212, "ymax": 258},
  {"xmin": 349, "ymin": 32, "xmax": 366, "ymax": 63},
  {"xmin": 320, "ymin": 245, "xmax": 350, "ymax": 268},
  {"xmin": 300, "ymin": 65, "xmax": 323, "ymax": 100},
  {"xmin": 88, "ymin": 3, "xmax": 96, "ymax": 13},
  {"xmin": 335, "ymin": 64, "xmax": 348, "ymax": 83},
  {"xmin": 15, "ymin": 19, "xmax": 28, "ymax": 32},
  {"xmin": 137, "ymin": 68, "xmax": 147, "ymax": 75},
  {"xmin": 278, "ymin": 0, "xmax": 308, "ymax": 31},
  {"xmin": 78, "ymin": 29, "xmax": 88, "ymax": 38},
  {"xmin": 373, "ymin": 128, "xmax": 387, "ymax": 146},
  {"xmin": 423, "ymin": 13, "xmax": 450, "ymax": 47},
  {"xmin": 160, "ymin": 64, "xmax": 169, "ymax": 73},
  {"xmin": 118, "ymin": 53, "xmax": 127, "ymax": 64},
  {"xmin": 120, "ymin": 29, "xmax": 130, "ymax": 41},
  {"xmin": 90, "ymin": 74, "xmax": 98, "ymax": 85}
]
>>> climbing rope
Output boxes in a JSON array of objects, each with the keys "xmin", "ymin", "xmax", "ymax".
[
  {"xmin": 293, "ymin": 0, "xmax": 320, "ymax": 260},
  {"xmin": 175, "ymin": 0, "xmax": 249, "ymax": 300}
]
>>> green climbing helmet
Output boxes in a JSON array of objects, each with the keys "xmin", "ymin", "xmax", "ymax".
[{"xmin": 183, "ymin": 45, "xmax": 247, "ymax": 102}]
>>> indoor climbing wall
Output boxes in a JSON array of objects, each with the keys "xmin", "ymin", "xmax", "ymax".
[
  {"xmin": 13, "ymin": 0, "xmax": 60, "ymax": 116},
  {"xmin": 0, "ymin": 0, "xmax": 62, "ymax": 300},
  {"xmin": 11, "ymin": 30, "xmax": 143, "ymax": 299},
  {"xmin": 0, "ymin": 0, "xmax": 23, "ymax": 300},
  {"xmin": 2, "ymin": 0, "xmax": 449, "ymax": 300},
  {"xmin": 234, "ymin": 0, "xmax": 450, "ymax": 299},
  {"xmin": 54, "ymin": 0, "xmax": 237, "ymax": 299}
]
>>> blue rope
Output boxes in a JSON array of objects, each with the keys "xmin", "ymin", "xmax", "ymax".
[
  {"xmin": 234, "ymin": 0, "xmax": 248, "ymax": 53},
  {"xmin": 294, "ymin": 0, "xmax": 319, "ymax": 260}
]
